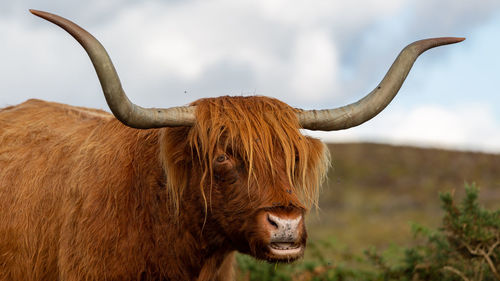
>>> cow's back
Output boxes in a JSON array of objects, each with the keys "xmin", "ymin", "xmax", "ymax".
[
  {"xmin": 0, "ymin": 99, "xmax": 238, "ymax": 281},
  {"xmin": 0, "ymin": 100, "xmax": 114, "ymax": 280}
]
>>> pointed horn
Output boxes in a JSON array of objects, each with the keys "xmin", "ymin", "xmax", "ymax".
[
  {"xmin": 30, "ymin": 9, "xmax": 195, "ymax": 129},
  {"xmin": 297, "ymin": 37, "xmax": 465, "ymax": 131}
]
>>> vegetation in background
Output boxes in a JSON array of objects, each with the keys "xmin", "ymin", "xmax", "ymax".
[{"xmin": 312, "ymin": 143, "xmax": 500, "ymax": 253}]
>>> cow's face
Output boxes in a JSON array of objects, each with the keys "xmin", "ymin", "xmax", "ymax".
[
  {"xmin": 207, "ymin": 144, "xmax": 310, "ymax": 262},
  {"xmin": 162, "ymin": 96, "xmax": 330, "ymax": 262}
]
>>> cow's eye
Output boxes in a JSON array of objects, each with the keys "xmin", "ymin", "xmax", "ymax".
[{"xmin": 216, "ymin": 154, "xmax": 228, "ymax": 163}]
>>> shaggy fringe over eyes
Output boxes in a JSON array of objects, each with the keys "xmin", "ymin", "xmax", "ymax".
[{"xmin": 161, "ymin": 96, "xmax": 330, "ymax": 214}]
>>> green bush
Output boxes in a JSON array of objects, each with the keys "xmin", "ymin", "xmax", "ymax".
[
  {"xmin": 376, "ymin": 184, "xmax": 500, "ymax": 280},
  {"xmin": 236, "ymin": 184, "xmax": 500, "ymax": 281}
]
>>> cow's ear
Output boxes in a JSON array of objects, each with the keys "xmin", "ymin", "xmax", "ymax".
[{"xmin": 159, "ymin": 127, "xmax": 193, "ymax": 167}]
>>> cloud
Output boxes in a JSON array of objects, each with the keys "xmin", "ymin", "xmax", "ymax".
[
  {"xmin": 94, "ymin": 0, "xmax": 413, "ymax": 106},
  {"xmin": 3, "ymin": 0, "xmax": 499, "ymax": 108},
  {"xmin": 0, "ymin": 15, "xmax": 101, "ymax": 108},
  {"xmin": 1, "ymin": 0, "xmax": 499, "ymax": 152},
  {"xmin": 289, "ymin": 30, "xmax": 339, "ymax": 101},
  {"xmin": 310, "ymin": 104, "xmax": 500, "ymax": 153},
  {"xmin": 406, "ymin": 0, "xmax": 500, "ymax": 33}
]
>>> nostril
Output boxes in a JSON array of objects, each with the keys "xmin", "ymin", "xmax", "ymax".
[{"xmin": 267, "ymin": 214, "xmax": 279, "ymax": 229}]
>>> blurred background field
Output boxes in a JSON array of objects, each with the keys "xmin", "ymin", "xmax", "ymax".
[
  {"xmin": 310, "ymin": 142, "xmax": 500, "ymax": 253},
  {"xmin": 237, "ymin": 142, "xmax": 500, "ymax": 280}
]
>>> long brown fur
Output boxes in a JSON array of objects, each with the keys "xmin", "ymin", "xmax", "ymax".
[{"xmin": 0, "ymin": 97, "xmax": 329, "ymax": 281}]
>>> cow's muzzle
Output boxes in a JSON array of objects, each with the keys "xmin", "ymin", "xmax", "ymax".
[{"xmin": 265, "ymin": 213, "xmax": 305, "ymax": 259}]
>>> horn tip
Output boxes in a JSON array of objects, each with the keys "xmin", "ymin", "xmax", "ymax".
[
  {"xmin": 29, "ymin": 9, "xmax": 46, "ymax": 18},
  {"xmin": 433, "ymin": 37, "xmax": 466, "ymax": 45}
]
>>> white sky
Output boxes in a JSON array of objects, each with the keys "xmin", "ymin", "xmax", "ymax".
[{"xmin": 1, "ymin": 0, "xmax": 499, "ymax": 153}]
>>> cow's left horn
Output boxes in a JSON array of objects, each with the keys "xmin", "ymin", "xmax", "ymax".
[
  {"xmin": 297, "ymin": 37, "xmax": 465, "ymax": 131},
  {"xmin": 30, "ymin": 9, "xmax": 195, "ymax": 129}
]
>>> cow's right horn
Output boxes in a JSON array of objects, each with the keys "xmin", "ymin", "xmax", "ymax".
[
  {"xmin": 296, "ymin": 37, "xmax": 465, "ymax": 131},
  {"xmin": 30, "ymin": 9, "xmax": 196, "ymax": 129}
]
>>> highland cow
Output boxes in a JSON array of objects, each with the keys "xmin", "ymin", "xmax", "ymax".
[{"xmin": 0, "ymin": 10, "xmax": 464, "ymax": 281}]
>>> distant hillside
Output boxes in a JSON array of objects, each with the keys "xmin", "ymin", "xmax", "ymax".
[
  {"xmin": 307, "ymin": 142, "xmax": 500, "ymax": 252},
  {"xmin": 322, "ymin": 142, "xmax": 500, "ymax": 205}
]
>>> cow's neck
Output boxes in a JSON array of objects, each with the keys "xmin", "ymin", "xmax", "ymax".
[
  {"xmin": 130, "ymin": 135, "xmax": 234, "ymax": 280},
  {"xmin": 172, "ymin": 182, "xmax": 235, "ymax": 280}
]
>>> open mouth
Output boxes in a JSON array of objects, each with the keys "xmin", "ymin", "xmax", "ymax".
[{"xmin": 269, "ymin": 242, "xmax": 302, "ymax": 256}]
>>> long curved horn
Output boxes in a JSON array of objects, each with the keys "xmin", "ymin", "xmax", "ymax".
[
  {"xmin": 297, "ymin": 37, "xmax": 465, "ymax": 131},
  {"xmin": 30, "ymin": 9, "xmax": 195, "ymax": 129}
]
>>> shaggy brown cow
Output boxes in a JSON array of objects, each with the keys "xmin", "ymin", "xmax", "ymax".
[{"xmin": 0, "ymin": 10, "xmax": 463, "ymax": 281}]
